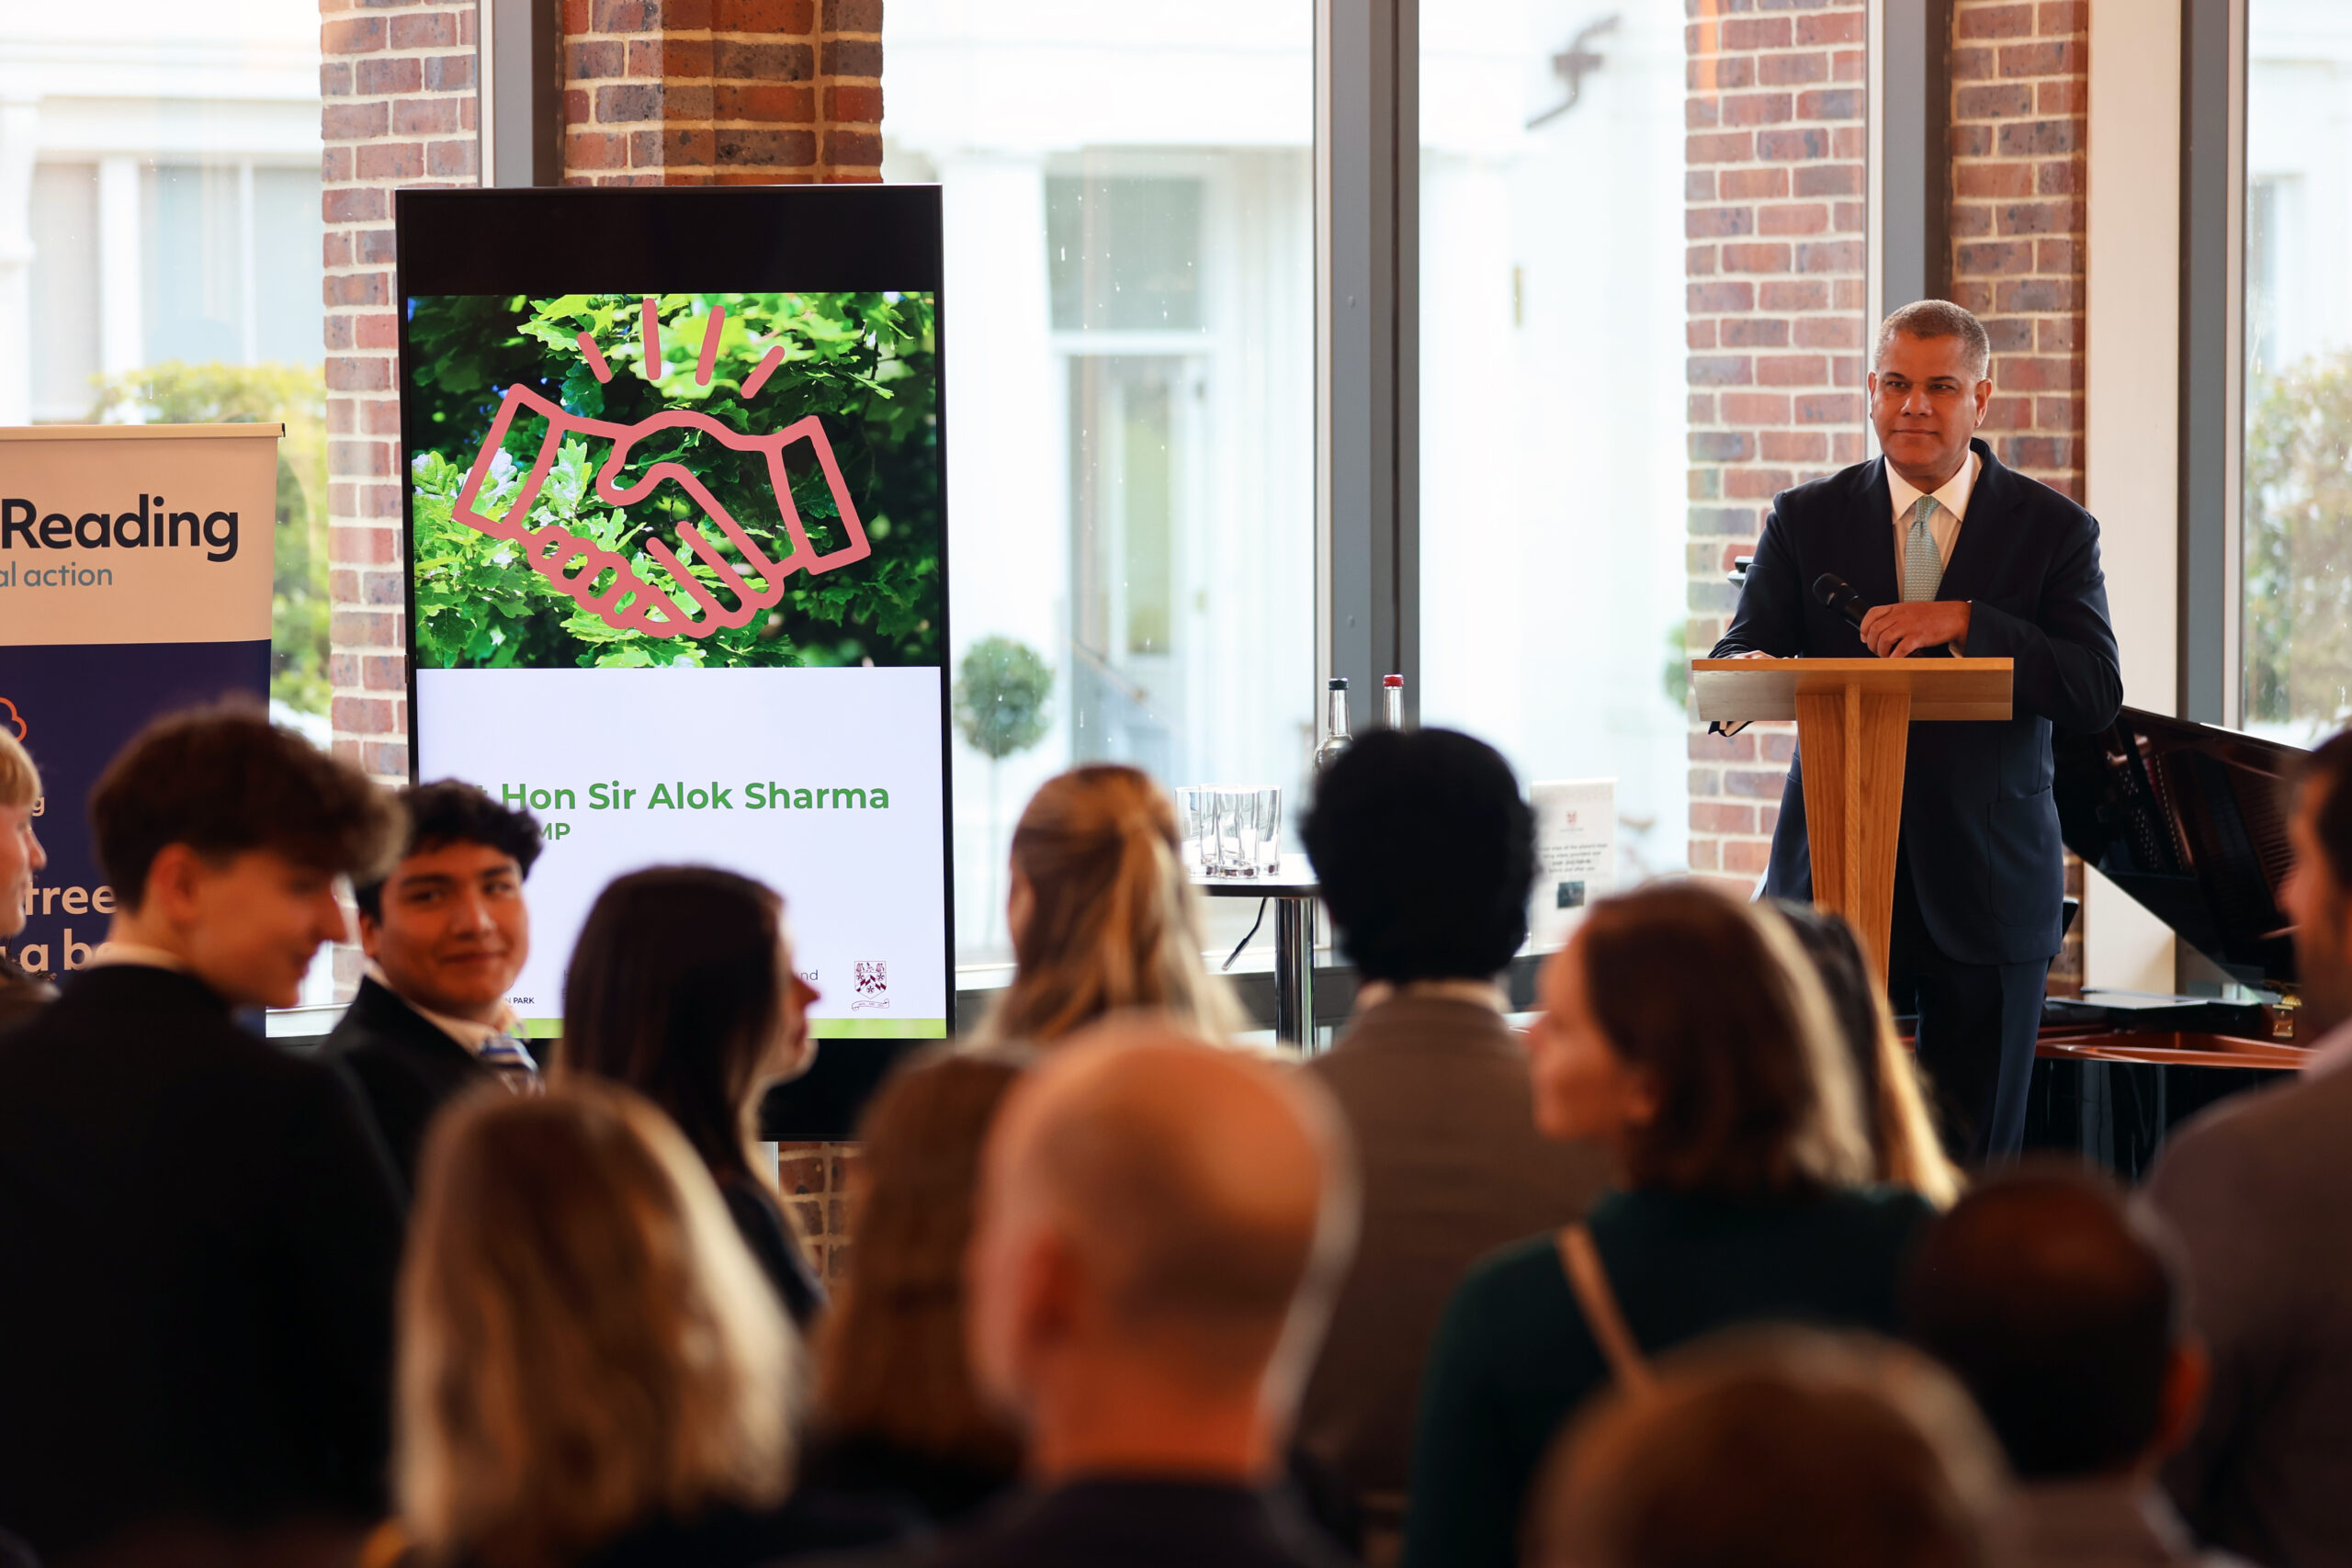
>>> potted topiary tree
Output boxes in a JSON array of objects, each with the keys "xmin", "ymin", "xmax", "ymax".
[{"xmin": 953, "ymin": 636, "xmax": 1055, "ymax": 946}]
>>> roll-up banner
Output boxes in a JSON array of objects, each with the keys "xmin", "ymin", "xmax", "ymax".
[
  {"xmin": 394, "ymin": 186, "xmax": 951, "ymax": 1133},
  {"xmin": 0, "ymin": 425, "xmax": 280, "ymax": 977}
]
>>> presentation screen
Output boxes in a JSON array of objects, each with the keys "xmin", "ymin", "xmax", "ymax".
[{"xmin": 394, "ymin": 187, "xmax": 951, "ymax": 1067}]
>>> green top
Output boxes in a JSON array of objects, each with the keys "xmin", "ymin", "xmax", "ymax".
[{"xmin": 1400, "ymin": 1184, "xmax": 1936, "ymax": 1568}]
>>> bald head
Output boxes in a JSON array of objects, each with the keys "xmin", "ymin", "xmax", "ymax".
[
  {"xmin": 1905, "ymin": 1168, "xmax": 2184, "ymax": 1478},
  {"xmin": 966, "ymin": 1021, "xmax": 1359, "ymax": 1455}
]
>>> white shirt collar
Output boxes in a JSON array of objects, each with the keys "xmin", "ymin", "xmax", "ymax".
[
  {"xmin": 1887, "ymin": 446, "xmax": 1980, "ymax": 526},
  {"xmin": 1353, "ymin": 977, "xmax": 1511, "ymax": 1016},
  {"xmin": 364, "ymin": 960, "xmax": 519, "ymax": 1055},
  {"xmin": 84, "ymin": 941, "xmax": 191, "ymax": 974}
]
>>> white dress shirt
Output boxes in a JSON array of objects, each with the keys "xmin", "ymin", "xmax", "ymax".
[{"xmin": 1886, "ymin": 447, "xmax": 1980, "ymax": 580}]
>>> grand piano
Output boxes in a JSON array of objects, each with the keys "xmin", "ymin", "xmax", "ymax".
[{"xmin": 2019, "ymin": 705, "xmax": 2311, "ymax": 1174}]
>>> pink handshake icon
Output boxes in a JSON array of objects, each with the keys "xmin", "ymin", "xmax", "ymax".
[{"xmin": 450, "ymin": 384, "xmax": 872, "ymax": 639}]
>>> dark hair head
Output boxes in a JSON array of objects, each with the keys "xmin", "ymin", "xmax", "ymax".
[
  {"xmin": 354, "ymin": 780, "xmax": 544, "ymax": 920},
  {"xmin": 1301, "ymin": 728, "xmax": 1534, "ymax": 984},
  {"xmin": 90, "ymin": 703, "xmax": 401, "ymax": 908},
  {"xmin": 557, "ymin": 867, "xmax": 786, "ymax": 1181},
  {"xmin": 1533, "ymin": 1329, "xmax": 2006, "ymax": 1568},
  {"xmin": 2299, "ymin": 729, "xmax": 2352, "ymax": 893},
  {"xmin": 816, "ymin": 1049, "xmax": 1025, "ymax": 1472},
  {"xmin": 1905, "ymin": 1165, "xmax": 2183, "ymax": 1479},
  {"xmin": 1577, "ymin": 884, "xmax": 1870, "ymax": 1196},
  {"xmin": 1876, "ymin": 299, "xmax": 1992, "ymax": 380}
]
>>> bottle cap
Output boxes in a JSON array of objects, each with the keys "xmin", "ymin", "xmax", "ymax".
[
  {"xmin": 1383, "ymin": 673, "xmax": 1403, "ymax": 687},
  {"xmin": 1328, "ymin": 676, "xmax": 1349, "ymax": 690}
]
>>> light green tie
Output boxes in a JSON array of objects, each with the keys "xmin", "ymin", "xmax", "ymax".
[{"xmin": 1902, "ymin": 495, "xmax": 1942, "ymax": 602}]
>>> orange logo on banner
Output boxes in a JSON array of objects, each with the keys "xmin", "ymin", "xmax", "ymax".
[{"xmin": 0, "ymin": 698, "xmax": 23, "ymax": 742}]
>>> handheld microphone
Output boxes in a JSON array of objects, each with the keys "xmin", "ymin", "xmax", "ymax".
[{"xmin": 1814, "ymin": 573, "xmax": 1868, "ymax": 629}]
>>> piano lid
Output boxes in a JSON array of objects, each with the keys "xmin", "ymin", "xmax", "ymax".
[{"xmin": 2053, "ymin": 706, "xmax": 2304, "ymax": 993}]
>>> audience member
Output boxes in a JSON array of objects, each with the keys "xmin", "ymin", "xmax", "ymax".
[
  {"xmin": 1907, "ymin": 1167, "xmax": 2238, "ymax": 1568},
  {"xmin": 330, "ymin": 781, "xmax": 543, "ymax": 1197},
  {"xmin": 1403, "ymin": 883, "xmax": 1933, "ymax": 1568},
  {"xmin": 1528, "ymin": 1329, "xmax": 2007, "ymax": 1568},
  {"xmin": 559, "ymin": 866, "xmax": 827, "ymax": 1328},
  {"xmin": 1772, "ymin": 901, "xmax": 1963, "ymax": 1207},
  {"xmin": 840, "ymin": 1020, "xmax": 1361, "ymax": 1568},
  {"xmin": 803, "ymin": 1051, "xmax": 1028, "ymax": 1526},
  {"xmin": 390, "ymin": 1083, "xmax": 902, "ymax": 1568},
  {"xmin": 968, "ymin": 765, "xmax": 1242, "ymax": 1047},
  {"xmin": 1293, "ymin": 728, "xmax": 1608, "ymax": 1540},
  {"xmin": 0, "ymin": 725, "xmax": 54, "ymax": 1030},
  {"xmin": 0, "ymin": 706, "xmax": 406, "ymax": 1562},
  {"xmin": 2144, "ymin": 726, "xmax": 2352, "ymax": 1567}
]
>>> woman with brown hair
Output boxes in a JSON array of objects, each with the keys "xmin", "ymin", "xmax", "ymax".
[
  {"xmin": 1401, "ymin": 884, "xmax": 1938, "ymax": 1568},
  {"xmin": 1770, "ymin": 901, "xmax": 1963, "ymax": 1209},
  {"xmin": 971, "ymin": 764, "xmax": 1243, "ymax": 1047},
  {"xmin": 558, "ymin": 866, "xmax": 826, "ymax": 1328},
  {"xmin": 799, "ymin": 1050, "xmax": 1026, "ymax": 1525},
  {"xmin": 392, "ymin": 1083, "xmax": 901, "ymax": 1568}
]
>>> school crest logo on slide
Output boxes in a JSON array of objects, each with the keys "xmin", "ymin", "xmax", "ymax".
[
  {"xmin": 854, "ymin": 960, "xmax": 888, "ymax": 1010},
  {"xmin": 450, "ymin": 297, "xmax": 871, "ymax": 641}
]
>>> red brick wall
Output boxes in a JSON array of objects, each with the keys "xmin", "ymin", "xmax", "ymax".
[
  {"xmin": 321, "ymin": 0, "xmax": 479, "ymax": 813},
  {"xmin": 1950, "ymin": 0, "xmax": 2086, "ymax": 502},
  {"xmin": 563, "ymin": 0, "xmax": 884, "ymax": 185},
  {"xmin": 1682, "ymin": 0, "xmax": 1871, "ymax": 892}
]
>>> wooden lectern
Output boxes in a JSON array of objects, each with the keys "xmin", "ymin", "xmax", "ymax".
[{"xmin": 1690, "ymin": 658, "xmax": 2014, "ymax": 983}]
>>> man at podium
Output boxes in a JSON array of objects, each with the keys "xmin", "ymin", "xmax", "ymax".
[{"xmin": 1710, "ymin": 300, "xmax": 2121, "ymax": 1159}]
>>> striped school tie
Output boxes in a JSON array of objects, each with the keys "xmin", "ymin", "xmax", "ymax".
[
  {"xmin": 479, "ymin": 1034, "xmax": 543, "ymax": 1095},
  {"xmin": 1902, "ymin": 495, "xmax": 1943, "ymax": 603}
]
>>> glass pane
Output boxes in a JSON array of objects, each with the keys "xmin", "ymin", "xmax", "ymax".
[
  {"xmin": 885, "ymin": 5, "xmax": 1317, "ymax": 966},
  {"xmin": 6, "ymin": 6, "xmax": 330, "ymax": 997},
  {"xmin": 29, "ymin": 164, "xmax": 101, "ymax": 422},
  {"xmin": 1421, "ymin": 1, "xmax": 1870, "ymax": 912},
  {"xmin": 2243, "ymin": 6, "xmax": 2352, "ymax": 740}
]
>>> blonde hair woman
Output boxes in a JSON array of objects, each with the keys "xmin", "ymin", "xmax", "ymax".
[
  {"xmin": 393, "ymin": 1083, "xmax": 899, "ymax": 1568},
  {"xmin": 0, "ymin": 726, "xmax": 52, "ymax": 1028},
  {"xmin": 1770, "ymin": 902, "xmax": 1963, "ymax": 1209},
  {"xmin": 973, "ymin": 764, "xmax": 1243, "ymax": 1047}
]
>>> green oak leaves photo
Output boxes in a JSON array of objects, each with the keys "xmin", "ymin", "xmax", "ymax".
[{"xmin": 405, "ymin": 290, "xmax": 941, "ymax": 671}]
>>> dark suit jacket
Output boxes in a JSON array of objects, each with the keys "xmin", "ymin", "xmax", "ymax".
[
  {"xmin": 325, "ymin": 975, "xmax": 498, "ymax": 1200},
  {"xmin": 1712, "ymin": 439, "xmax": 2122, "ymax": 965},
  {"xmin": 0, "ymin": 964, "xmax": 405, "ymax": 1561},
  {"xmin": 2145, "ymin": 1051, "xmax": 2352, "ymax": 1568},
  {"xmin": 1297, "ymin": 995, "xmax": 1608, "ymax": 1506}
]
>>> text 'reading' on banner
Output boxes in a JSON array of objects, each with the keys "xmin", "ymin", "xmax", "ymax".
[{"xmin": 0, "ymin": 424, "xmax": 280, "ymax": 981}]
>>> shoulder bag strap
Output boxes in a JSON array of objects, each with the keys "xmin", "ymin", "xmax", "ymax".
[{"xmin": 1556, "ymin": 1222, "xmax": 1657, "ymax": 1398}]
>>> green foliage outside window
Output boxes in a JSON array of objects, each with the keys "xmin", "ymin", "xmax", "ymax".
[
  {"xmin": 953, "ymin": 635, "xmax": 1055, "ymax": 761},
  {"xmin": 403, "ymin": 291, "xmax": 941, "ymax": 671},
  {"xmin": 2246, "ymin": 349, "xmax": 2352, "ymax": 731},
  {"xmin": 89, "ymin": 362, "xmax": 329, "ymax": 717}
]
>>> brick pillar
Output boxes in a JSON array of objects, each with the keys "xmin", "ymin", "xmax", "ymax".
[
  {"xmin": 562, "ymin": 0, "xmax": 884, "ymax": 186},
  {"xmin": 1951, "ymin": 0, "xmax": 2088, "ymax": 995},
  {"xmin": 1950, "ymin": 0, "xmax": 2086, "ymax": 502},
  {"xmin": 1682, "ymin": 2, "xmax": 1871, "ymax": 891},
  {"xmin": 321, "ymin": 1, "xmax": 478, "ymax": 992}
]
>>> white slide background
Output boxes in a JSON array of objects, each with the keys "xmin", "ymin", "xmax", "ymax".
[{"xmin": 415, "ymin": 665, "xmax": 949, "ymax": 1032}]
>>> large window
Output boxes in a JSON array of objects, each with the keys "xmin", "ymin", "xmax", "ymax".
[
  {"xmin": 2242, "ymin": 2, "xmax": 2352, "ymax": 741},
  {"xmin": 7, "ymin": 4, "xmax": 329, "ymax": 734},
  {"xmin": 1419, "ymin": 1, "xmax": 1696, "ymax": 895},
  {"xmin": 882, "ymin": 4, "xmax": 1316, "ymax": 964}
]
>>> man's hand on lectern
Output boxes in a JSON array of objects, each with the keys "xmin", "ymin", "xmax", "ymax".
[
  {"xmin": 1710, "ymin": 649, "xmax": 1777, "ymax": 738},
  {"xmin": 1860, "ymin": 601, "xmax": 1971, "ymax": 660}
]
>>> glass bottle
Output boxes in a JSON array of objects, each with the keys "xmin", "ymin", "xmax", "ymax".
[
  {"xmin": 1381, "ymin": 672, "xmax": 1404, "ymax": 729},
  {"xmin": 1313, "ymin": 676, "xmax": 1352, "ymax": 772}
]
